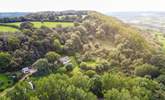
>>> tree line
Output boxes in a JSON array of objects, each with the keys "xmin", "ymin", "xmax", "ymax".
[{"xmin": 0, "ymin": 11, "xmax": 88, "ymax": 23}]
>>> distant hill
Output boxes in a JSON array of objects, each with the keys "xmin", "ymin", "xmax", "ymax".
[
  {"xmin": 107, "ymin": 12, "xmax": 165, "ymax": 33},
  {"xmin": 107, "ymin": 12, "xmax": 165, "ymax": 18},
  {"xmin": 0, "ymin": 11, "xmax": 88, "ymax": 23},
  {"xmin": 0, "ymin": 12, "xmax": 28, "ymax": 18}
]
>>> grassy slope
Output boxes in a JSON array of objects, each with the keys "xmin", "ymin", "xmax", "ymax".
[
  {"xmin": 89, "ymin": 12, "xmax": 153, "ymax": 52},
  {"xmin": 0, "ymin": 26, "xmax": 19, "ymax": 32},
  {"xmin": 0, "ymin": 74, "xmax": 12, "ymax": 90},
  {"xmin": 70, "ymin": 56, "xmax": 81, "ymax": 75},
  {"xmin": 6, "ymin": 22, "xmax": 74, "ymax": 28},
  {"xmin": 0, "ymin": 22, "xmax": 73, "ymax": 32}
]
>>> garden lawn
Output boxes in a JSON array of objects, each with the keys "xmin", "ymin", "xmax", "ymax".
[{"xmin": 0, "ymin": 74, "xmax": 13, "ymax": 91}]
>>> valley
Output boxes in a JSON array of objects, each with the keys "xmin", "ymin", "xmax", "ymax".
[{"xmin": 0, "ymin": 11, "xmax": 165, "ymax": 100}]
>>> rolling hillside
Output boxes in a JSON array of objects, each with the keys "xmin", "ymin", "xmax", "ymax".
[{"xmin": 0, "ymin": 11, "xmax": 165, "ymax": 100}]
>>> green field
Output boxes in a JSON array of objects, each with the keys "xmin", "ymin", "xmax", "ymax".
[
  {"xmin": 0, "ymin": 26, "xmax": 19, "ymax": 32},
  {"xmin": 0, "ymin": 22, "xmax": 73, "ymax": 32},
  {"xmin": 0, "ymin": 74, "xmax": 13, "ymax": 91},
  {"xmin": 6, "ymin": 22, "xmax": 74, "ymax": 28}
]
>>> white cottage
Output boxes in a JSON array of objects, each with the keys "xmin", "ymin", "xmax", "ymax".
[
  {"xmin": 22, "ymin": 67, "xmax": 30, "ymax": 74},
  {"xmin": 59, "ymin": 56, "xmax": 70, "ymax": 65}
]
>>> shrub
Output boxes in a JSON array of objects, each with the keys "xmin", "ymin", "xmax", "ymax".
[
  {"xmin": 56, "ymin": 67, "xmax": 67, "ymax": 74},
  {"xmin": 156, "ymin": 75, "xmax": 165, "ymax": 85},
  {"xmin": 104, "ymin": 88, "xmax": 132, "ymax": 100},
  {"xmin": 8, "ymin": 36, "xmax": 20, "ymax": 50},
  {"xmin": 65, "ymin": 63, "xmax": 74, "ymax": 71},
  {"xmin": 90, "ymin": 75, "xmax": 103, "ymax": 98},
  {"xmin": 53, "ymin": 39, "xmax": 62, "ymax": 51},
  {"xmin": 20, "ymin": 22, "xmax": 34, "ymax": 30},
  {"xmin": 45, "ymin": 51, "xmax": 60, "ymax": 63},
  {"xmin": 80, "ymin": 62, "xmax": 88, "ymax": 70},
  {"xmin": 22, "ymin": 29, "xmax": 33, "ymax": 36},
  {"xmin": 0, "ymin": 81, "xmax": 4, "ymax": 86},
  {"xmin": 135, "ymin": 64, "xmax": 160, "ymax": 78},
  {"xmin": 150, "ymin": 54, "xmax": 165, "ymax": 68},
  {"xmin": 32, "ymin": 58, "xmax": 49, "ymax": 76},
  {"xmin": 85, "ymin": 70, "xmax": 96, "ymax": 78}
]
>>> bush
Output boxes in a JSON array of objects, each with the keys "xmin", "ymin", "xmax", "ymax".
[
  {"xmin": 8, "ymin": 36, "xmax": 20, "ymax": 50},
  {"xmin": 65, "ymin": 63, "xmax": 74, "ymax": 71},
  {"xmin": 85, "ymin": 70, "xmax": 96, "ymax": 78},
  {"xmin": 32, "ymin": 58, "xmax": 49, "ymax": 76},
  {"xmin": 70, "ymin": 74, "xmax": 91, "ymax": 91},
  {"xmin": 156, "ymin": 75, "xmax": 165, "ymax": 85},
  {"xmin": 90, "ymin": 75, "xmax": 103, "ymax": 98},
  {"xmin": 56, "ymin": 67, "xmax": 67, "ymax": 74},
  {"xmin": 135, "ymin": 64, "xmax": 160, "ymax": 78},
  {"xmin": 74, "ymin": 22, "xmax": 80, "ymax": 27},
  {"xmin": 80, "ymin": 62, "xmax": 88, "ymax": 70},
  {"xmin": 95, "ymin": 64, "xmax": 104, "ymax": 73},
  {"xmin": 0, "ymin": 81, "xmax": 4, "ymax": 86},
  {"xmin": 150, "ymin": 54, "xmax": 165, "ymax": 68},
  {"xmin": 0, "ymin": 88, "xmax": 4, "ymax": 92},
  {"xmin": 45, "ymin": 51, "xmax": 60, "ymax": 63},
  {"xmin": 53, "ymin": 39, "xmax": 62, "ymax": 51},
  {"xmin": 104, "ymin": 88, "xmax": 132, "ymax": 100},
  {"xmin": 20, "ymin": 22, "xmax": 34, "ymax": 30},
  {"xmin": 22, "ymin": 29, "xmax": 33, "ymax": 36}
]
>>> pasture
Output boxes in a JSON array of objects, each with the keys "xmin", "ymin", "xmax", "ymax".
[
  {"xmin": 0, "ymin": 26, "xmax": 19, "ymax": 32},
  {"xmin": 0, "ymin": 21, "xmax": 74, "ymax": 32},
  {"xmin": 6, "ymin": 21, "xmax": 74, "ymax": 28}
]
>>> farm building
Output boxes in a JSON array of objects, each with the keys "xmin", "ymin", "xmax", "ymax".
[
  {"xmin": 22, "ymin": 67, "xmax": 30, "ymax": 74},
  {"xmin": 21, "ymin": 67, "xmax": 37, "ymax": 74},
  {"xmin": 59, "ymin": 56, "xmax": 70, "ymax": 65}
]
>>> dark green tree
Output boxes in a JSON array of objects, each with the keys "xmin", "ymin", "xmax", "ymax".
[{"xmin": 0, "ymin": 52, "xmax": 12, "ymax": 71}]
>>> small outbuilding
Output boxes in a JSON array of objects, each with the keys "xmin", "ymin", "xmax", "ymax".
[
  {"xmin": 59, "ymin": 56, "xmax": 70, "ymax": 65},
  {"xmin": 22, "ymin": 67, "xmax": 30, "ymax": 74},
  {"xmin": 22, "ymin": 67, "xmax": 37, "ymax": 74}
]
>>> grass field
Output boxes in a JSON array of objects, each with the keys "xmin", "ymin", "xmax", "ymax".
[
  {"xmin": 6, "ymin": 22, "xmax": 74, "ymax": 28},
  {"xmin": 0, "ymin": 22, "xmax": 73, "ymax": 32},
  {"xmin": 0, "ymin": 26, "xmax": 19, "ymax": 32},
  {"xmin": 0, "ymin": 74, "xmax": 13, "ymax": 91}
]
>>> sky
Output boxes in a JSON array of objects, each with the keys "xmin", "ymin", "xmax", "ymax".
[{"xmin": 0, "ymin": 0, "xmax": 165, "ymax": 13}]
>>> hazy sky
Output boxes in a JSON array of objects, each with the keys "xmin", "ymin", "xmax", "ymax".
[{"xmin": 0, "ymin": 0, "xmax": 165, "ymax": 13}]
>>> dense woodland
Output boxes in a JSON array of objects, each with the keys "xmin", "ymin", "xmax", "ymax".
[{"xmin": 0, "ymin": 11, "xmax": 165, "ymax": 100}]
